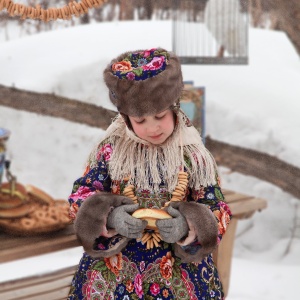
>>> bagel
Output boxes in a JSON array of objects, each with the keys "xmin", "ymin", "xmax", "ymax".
[{"xmin": 132, "ymin": 208, "xmax": 172, "ymax": 230}]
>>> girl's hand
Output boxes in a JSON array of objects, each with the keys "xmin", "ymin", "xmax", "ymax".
[
  {"xmin": 156, "ymin": 206, "xmax": 189, "ymax": 243},
  {"xmin": 176, "ymin": 221, "xmax": 197, "ymax": 246},
  {"xmin": 107, "ymin": 204, "xmax": 147, "ymax": 239}
]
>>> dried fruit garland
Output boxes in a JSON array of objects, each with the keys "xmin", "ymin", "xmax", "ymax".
[{"xmin": 0, "ymin": 0, "xmax": 108, "ymax": 21}]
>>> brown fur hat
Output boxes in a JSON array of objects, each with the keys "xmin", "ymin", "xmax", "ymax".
[{"xmin": 103, "ymin": 48, "xmax": 183, "ymax": 117}]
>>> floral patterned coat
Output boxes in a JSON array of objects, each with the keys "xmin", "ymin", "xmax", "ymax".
[{"xmin": 68, "ymin": 142, "xmax": 232, "ymax": 300}]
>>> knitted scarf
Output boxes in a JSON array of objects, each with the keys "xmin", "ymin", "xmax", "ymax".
[{"xmin": 89, "ymin": 110, "xmax": 217, "ymax": 193}]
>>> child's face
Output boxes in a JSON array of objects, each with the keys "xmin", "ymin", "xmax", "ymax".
[{"xmin": 128, "ymin": 109, "xmax": 175, "ymax": 145}]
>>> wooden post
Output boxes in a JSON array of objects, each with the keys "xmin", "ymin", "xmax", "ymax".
[{"xmin": 215, "ymin": 218, "xmax": 238, "ymax": 298}]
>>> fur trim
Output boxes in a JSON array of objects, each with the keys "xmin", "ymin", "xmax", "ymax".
[
  {"xmin": 171, "ymin": 201, "xmax": 218, "ymax": 263},
  {"xmin": 74, "ymin": 192, "xmax": 134, "ymax": 258},
  {"xmin": 103, "ymin": 48, "xmax": 183, "ymax": 117}
]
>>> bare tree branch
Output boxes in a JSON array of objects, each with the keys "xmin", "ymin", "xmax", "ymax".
[
  {"xmin": 206, "ymin": 136, "xmax": 300, "ymax": 200},
  {"xmin": 0, "ymin": 84, "xmax": 117, "ymax": 129}
]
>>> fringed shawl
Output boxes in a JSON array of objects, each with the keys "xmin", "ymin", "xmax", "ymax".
[{"xmin": 89, "ymin": 110, "xmax": 217, "ymax": 193}]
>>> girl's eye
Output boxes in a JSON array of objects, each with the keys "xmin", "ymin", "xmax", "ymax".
[
  {"xmin": 155, "ymin": 114, "xmax": 166, "ymax": 120},
  {"xmin": 134, "ymin": 119, "xmax": 145, "ymax": 124}
]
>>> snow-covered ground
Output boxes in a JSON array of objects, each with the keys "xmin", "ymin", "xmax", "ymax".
[{"xmin": 0, "ymin": 20, "xmax": 300, "ymax": 299}]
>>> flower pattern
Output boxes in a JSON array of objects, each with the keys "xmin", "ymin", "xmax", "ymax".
[
  {"xmin": 112, "ymin": 60, "xmax": 132, "ymax": 72},
  {"xmin": 97, "ymin": 143, "xmax": 113, "ymax": 162},
  {"xmin": 104, "ymin": 253, "xmax": 123, "ymax": 276},
  {"xmin": 150, "ymin": 282, "xmax": 160, "ymax": 296},
  {"xmin": 160, "ymin": 252, "xmax": 174, "ymax": 280},
  {"xmin": 111, "ymin": 48, "xmax": 169, "ymax": 81},
  {"xmin": 134, "ymin": 274, "xmax": 143, "ymax": 298},
  {"xmin": 142, "ymin": 56, "xmax": 165, "ymax": 71},
  {"xmin": 214, "ymin": 201, "xmax": 231, "ymax": 236}
]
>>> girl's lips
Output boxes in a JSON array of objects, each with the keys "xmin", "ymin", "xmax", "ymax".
[{"xmin": 149, "ymin": 133, "xmax": 163, "ymax": 139}]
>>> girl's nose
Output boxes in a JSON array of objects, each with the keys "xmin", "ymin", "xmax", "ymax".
[{"xmin": 147, "ymin": 120, "xmax": 160, "ymax": 133}]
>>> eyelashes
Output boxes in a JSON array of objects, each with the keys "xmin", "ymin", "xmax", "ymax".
[
  {"xmin": 133, "ymin": 114, "xmax": 166, "ymax": 124},
  {"xmin": 155, "ymin": 114, "xmax": 166, "ymax": 120},
  {"xmin": 135, "ymin": 119, "xmax": 145, "ymax": 124}
]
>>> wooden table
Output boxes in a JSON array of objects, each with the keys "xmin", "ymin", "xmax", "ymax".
[
  {"xmin": 0, "ymin": 224, "xmax": 79, "ymax": 264},
  {"xmin": 0, "ymin": 189, "xmax": 267, "ymax": 299}
]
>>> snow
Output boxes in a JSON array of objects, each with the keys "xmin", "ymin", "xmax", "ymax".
[{"xmin": 0, "ymin": 20, "xmax": 300, "ymax": 299}]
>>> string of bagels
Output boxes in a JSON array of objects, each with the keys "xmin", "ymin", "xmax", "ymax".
[{"xmin": 0, "ymin": 0, "xmax": 107, "ymax": 21}]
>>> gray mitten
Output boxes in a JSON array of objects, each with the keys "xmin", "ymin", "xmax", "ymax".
[
  {"xmin": 107, "ymin": 204, "xmax": 148, "ymax": 239},
  {"xmin": 156, "ymin": 205, "xmax": 189, "ymax": 243},
  {"xmin": 74, "ymin": 192, "xmax": 134, "ymax": 258}
]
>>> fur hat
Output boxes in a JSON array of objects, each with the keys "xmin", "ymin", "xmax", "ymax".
[{"xmin": 103, "ymin": 48, "xmax": 183, "ymax": 117}]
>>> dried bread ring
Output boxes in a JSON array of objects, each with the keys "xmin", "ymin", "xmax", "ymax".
[
  {"xmin": 172, "ymin": 191, "xmax": 183, "ymax": 197},
  {"xmin": 48, "ymin": 8, "xmax": 53, "ymax": 20},
  {"xmin": 174, "ymin": 185, "xmax": 185, "ymax": 192},
  {"xmin": 174, "ymin": 189, "xmax": 185, "ymax": 196},
  {"xmin": 83, "ymin": 0, "xmax": 93, "ymax": 9},
  {"xmin": 20, "ymin": 217, "xmax": 35, "ymax": 230},
  {"xmin": 69, "ymin": 2, "xmax": 78, "ymax": 17},
  {"xmin": 41, "ymin": 216, "xmax": 57, "ymax": 225},
  {"xmin": 170, "ymin": 197, "xmax": 181, "ymax": 202},
  {"xmin": 19, "ymin": 4, "xmax": 25, "ymax": 15},
  {"xmin": 63, "ymin": 6, "xmax": 71, "ymax": 19},
  {"xmin": 152, "ymin": 232, "xmax": 160, "ymax": 242},
  {"xmin": 94, "ymin": 0, "xmax": 103, "ymax": 7},
  {"xmin": 178, "ymin": 182, "xmax": 187, "ymax": 188},
  {"xmin": 152, "ymin": 238, "xmax": 159, "ymax": 247},
  {"xmin": 53, "ymin": 7, "xmax": 58, "ymax": 19},
  {"xmin": 149, "ymin": 239, "xmax": 154, "ymax": 249},
  {"xmin": 47, "ymin": 206, "xmax": 59, "ymax": 219},
  {"xmin": 73, "ymin": 1, "xmax": 83, "ymax": 14},
  {"xmin": 57, "ymin": 7, "xmax": 62, "ymax": 19},
  {"xmin": 31, "ymin": 209, "xmax": 47, "ymax": 220},
  {"xmin": 178, "ymin": 177, "xmax": 189, "ymax": 182},
  {"xmin": 79, "ymin": 1, "xmax": 88, "ymax": 13},
  {"xmin": 123, "ymin": 192, "xmax": 135, "ymax": 198},
  {"xmin": 0, "ymin": 0, "xmax": 5, "ymax": 11},
  {"xmin": 7, "ymin": 1, "xmax": 12, "ymax": 13},
  {"xmin": 36, "ymin": 4, "xmax": 41, "ymax": 17},
  {"xmin": 29, "ymin": 7, "xmax": 35, "ymax": 18},
  {"xmin": 59, "ymin": 215, "xmax": 71, "ymax": 224},
  {"xmin": 123, "ymin": 185, "xmax": 134, "ymax": 192}
]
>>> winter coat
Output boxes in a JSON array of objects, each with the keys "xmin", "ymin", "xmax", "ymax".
[{"xmin": 67, "ymin": 136, "xmax": 232, "ymax": 300}]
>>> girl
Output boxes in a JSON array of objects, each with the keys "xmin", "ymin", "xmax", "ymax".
[{"xmin": 68, "ymin": 48, "xmax": 232, "ymax": 300}]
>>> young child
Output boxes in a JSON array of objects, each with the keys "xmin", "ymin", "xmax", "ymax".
[{"xmin": 68, "ymin": 48, "xmax": 232, "ymax": 300}]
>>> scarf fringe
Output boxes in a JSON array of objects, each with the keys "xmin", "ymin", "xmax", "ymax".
[{"xmin": 89, "ymin": 111, "xmax": 217, "ymax": 192}]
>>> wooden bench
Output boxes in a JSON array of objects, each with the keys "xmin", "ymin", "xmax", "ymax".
[
  {"xmin": 0, "ymin": 189, "xmax": 267, "ymax": 299},
  {"xmin": 0, "ymin": 266, "xmax": 77, "ymax": 300}
]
